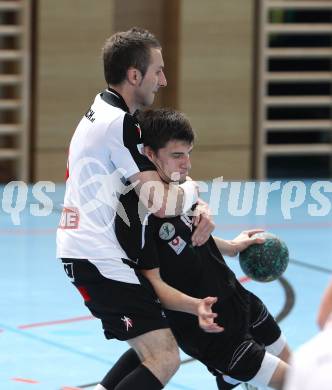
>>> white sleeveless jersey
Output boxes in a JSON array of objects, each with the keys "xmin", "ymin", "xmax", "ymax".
[{"xmin": 56, "ymin": 89, "xmax": 155, "ymax": 283}]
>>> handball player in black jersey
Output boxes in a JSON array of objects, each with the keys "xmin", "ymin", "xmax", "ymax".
[{"xmin": 108, "ymin": 108, "xmax": 291, "ymax": 390}]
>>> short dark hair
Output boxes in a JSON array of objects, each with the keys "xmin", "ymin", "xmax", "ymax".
[
  {"xmin": 136, "ymin": 108, "xmax": 195, "ymax": 153},
  {"xmin": 102, "ymin": 27, "xmax": 161, "ymax": 85}
]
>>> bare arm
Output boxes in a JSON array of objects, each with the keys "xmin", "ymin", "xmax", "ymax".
[
  {"xmin": 129, "ymin": 170, "xmax": 198, "ymax": 218},
  {"xmin": 191, "ymin": 198, "xmax": 216, "ymax": 246},
  {"xmin": 317, "ymin": 279, "xmax": 332, "ymax": 329},
  {"xmin": 213, "ymin": 229, "xmax": 265, "ymax": 257},
  {"xmin": 141, "ymin": 268, "xmax": 224, "ymax": 333},
  {"xmin": 129, "ymin": 171, "xmax": 215, "ymax": 246}
]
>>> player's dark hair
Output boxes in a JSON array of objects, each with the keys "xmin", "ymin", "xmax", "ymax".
[
  {"xmin": 102, "ymin": 27, "xmax": 161, "ymax": 85},
  {"xmin": 136, "ymin": 108, "xmax": 195, "ymax": 152}
]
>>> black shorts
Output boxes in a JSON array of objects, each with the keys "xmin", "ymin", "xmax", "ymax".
[
  {"xmin": 61, "ymin": 258, "xmax": 169, "ymax": 341},
  {"xmin": 168, "ymin": 285, "xmax": 281, "ymax": 382}
]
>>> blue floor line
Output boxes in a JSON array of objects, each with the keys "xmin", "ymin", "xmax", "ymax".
[
  {"xmin": 0, "ymin": 322, "xmax": 114, "ymax": 366},
  {"xmin": 0, "ymin": 322, "xmax": 196, "ymax": 390}
]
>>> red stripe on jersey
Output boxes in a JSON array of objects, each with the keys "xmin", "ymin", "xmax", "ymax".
[
  {"xmin": 77, "ymin": 286, "xmax": 91, "ymax": 302},
  {"xmin": 65, "ymin": 147, "xmax": 70, "ymax": 180},
  {"xmin": 65, "ymin": 163, "xmax": 69, "ymax": 180}
]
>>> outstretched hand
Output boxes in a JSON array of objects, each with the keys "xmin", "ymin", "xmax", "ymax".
[
  {"xmin": 229, "ymin": 229, "xmax": 265, "ymax": 257},
  {"xmin": 197, "ymin": 297, "xmax": 224, "ymax": 333}
]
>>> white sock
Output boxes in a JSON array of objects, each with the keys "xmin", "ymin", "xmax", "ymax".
[{"xmin": 93, "ymin": 385, "xmax": 107, "ymax": 390}]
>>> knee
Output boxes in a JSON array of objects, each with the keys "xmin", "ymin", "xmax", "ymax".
[
  {"xmin": 132, "ymin": 329, "xmax": 181, "ymax": 383},
  {"xmin": 278, "ymin": 345, "xmax": 291, "ymax": 363},
  {"xmin": 163, "ymin": 346, "xmax": 180, "ymax": 376},
  {"xmin": 156, "ymin": 343, "xmax": 180, "ymax": 377},
  {"xmin": 147, "ymin": 343, "xmax": 180, "ymax": 380},
  {"xmin": 268, "ymin": 360, "xmax": 288, "ymax": 390}
]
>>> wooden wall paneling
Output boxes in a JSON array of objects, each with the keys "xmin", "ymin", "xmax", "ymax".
[
  {"xmin": 35, "ymin": 0, "xmax": 113, "ymax": 181},
  {"xmin": 190, "ymin": 147, "xmax": 251, "ymax": 180},
  {"xmin": 161, "ymin": 0, "xmax": 181, "ymax": 108},
  {"xmin": 112, "ymin": 0, "xmax": 181, "ymax": 109},
  {"xmin": 179, "ymin": 0, "xmax": 253, "ymax": 146},
  {"xmin": 178, "ymin": 0, "xmax": 255, "ymax": 179},
  {"xmin": 113, "ymin": 0, "xmax": 165, "ymax": 107},
  {"xmin": 35, "ymin": 149, "xmax": 68, "ymax": 182}
]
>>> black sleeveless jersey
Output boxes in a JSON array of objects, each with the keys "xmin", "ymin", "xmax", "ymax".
[{"xmin": 115, "ymin": 189, "xmax": 239, "ymax": 302}]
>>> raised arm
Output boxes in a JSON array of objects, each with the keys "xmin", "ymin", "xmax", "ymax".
[{"xmin": 129, "ymin": 170, "xmax": 198, "ymax": 218}]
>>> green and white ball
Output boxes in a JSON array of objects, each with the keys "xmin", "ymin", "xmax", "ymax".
[{"xmin": 239, "ymin": 232, "xmax": 289, "ymax": 282}]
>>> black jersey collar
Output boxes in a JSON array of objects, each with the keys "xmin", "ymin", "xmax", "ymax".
[{"xmin": 100, "ymin": 88, "xmax": 130, "ymax": 113}]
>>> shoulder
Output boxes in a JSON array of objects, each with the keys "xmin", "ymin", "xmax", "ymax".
[
  {"xmin": 88, "ymin": 95, "xmax": 126, "ymax": 131},
  {"xmin": 120, "ymin": 113, "xmax": 143, "ymax": 145}
]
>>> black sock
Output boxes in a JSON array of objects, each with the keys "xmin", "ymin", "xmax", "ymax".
[
  {"xmin": 101, "ymin": 349, "xmax": 140, "ymax": 389},
  {"xmin": 114, "ymin": 364, "xmax": 163, "ymax": 390}
]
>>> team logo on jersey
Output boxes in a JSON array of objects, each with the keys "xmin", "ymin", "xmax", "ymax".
[
  {"xmin": 59, "ymin": 207, "xmax": 80, "ymax": 229},
  {"xmin": 159, "ymin": 222, "xmax": 175, "ymax": 240},
  {"xmin": 168, "ymin": 235, "xmax": 187, "ymax": 255},
  {"xmin": 84, "ymin": 107, "xmax": 95, "ymax": 123},
  {"xmin": 121, "ymin": 316, "xmax": 133, "ymax": 331}
]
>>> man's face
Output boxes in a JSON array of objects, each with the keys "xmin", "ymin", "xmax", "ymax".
[
  {"xmin": 148, "ymin": 140, "xmax": 193, "ymax": 183},
  {"xmin": 135, "ymin": 48, "xmax": 167, "ymax": 107}
]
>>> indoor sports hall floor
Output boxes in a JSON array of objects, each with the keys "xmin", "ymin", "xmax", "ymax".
[{"xmin": 1, "ymin": 180, "xmax": 331, "ymax": 389}]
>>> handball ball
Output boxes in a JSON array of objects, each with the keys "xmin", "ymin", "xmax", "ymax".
[{"xmin": 239, "ymin": 232, "xmax": 289, "ymax": 282}]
